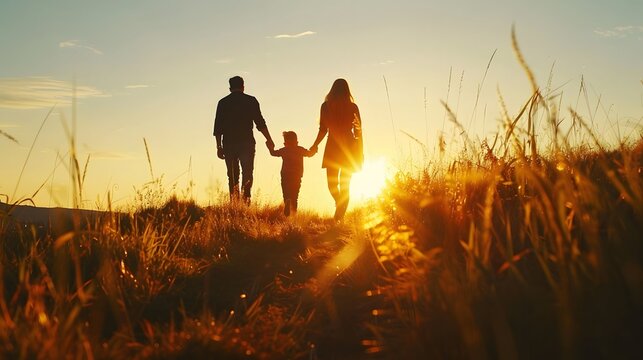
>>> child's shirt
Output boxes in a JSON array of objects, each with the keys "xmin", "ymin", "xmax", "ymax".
[{"xmin": 270, "ymin": 146, "xmax": 314, "ymax": 178}]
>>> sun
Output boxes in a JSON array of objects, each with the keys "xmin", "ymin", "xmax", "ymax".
[{"xmin": 350, "ymin": 158, "xmax": 390, "ymax": 201}]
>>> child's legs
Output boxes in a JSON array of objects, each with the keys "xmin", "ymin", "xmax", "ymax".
[
  {"xmin": 280, "ymin": 176, "xmax": 290, "ymax": 215},
  {"xmin": 281, "ymin": 173, "xmax": 301, "ymax": 210},
  {"xmin": 280, "ymin": 176, "xmax": 288, "ymax": 202},
  {"xmin": 291, "ymin": 177, "xmax": 302, "ymax": 212}
]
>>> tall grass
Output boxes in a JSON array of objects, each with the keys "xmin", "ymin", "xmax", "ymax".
[
  {"xmin": 1, "ymin": 195, "xmax": 337, "ymax": 358},
  {"xmin": 358, "ymin": 28, "xmax": 643, "ymax": 359}
]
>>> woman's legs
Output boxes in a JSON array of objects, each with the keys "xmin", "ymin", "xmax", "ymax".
[
  {"xmin": 326, "ymin": 167, "xmax": 340, "ymax": 203},
  {"xmin": 336, "ymin": 168, "xmax": 352, "ymax": 220},
  {"xmin": 326, "ymin": 167, "xmax": 352, "ymax": 220}
]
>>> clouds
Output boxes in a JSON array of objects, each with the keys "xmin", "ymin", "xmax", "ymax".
[
  {"xmin": 59, "ymin": 40, "xmax": 103, "ymax": 55},
  {"xmin": 594, "ymin": 25, "xmax": 643, "ymax": 38},
  {"xmin": 0, "ymin": 77, "xmax": 108, "ymax": 110},
  {"xmin": 271, "ymin": 31, "xmax": 316, "ymax": 39},
  {"xmin": 125, "ymin": 84, "xmax": 150, "ymax": 89}
]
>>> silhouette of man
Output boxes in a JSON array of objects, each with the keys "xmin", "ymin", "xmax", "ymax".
[{"xmin": 214, "ymin": 76, "xmax": 275, "ymax": 203}]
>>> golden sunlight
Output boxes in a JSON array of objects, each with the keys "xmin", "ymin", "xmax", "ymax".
[{"xmin": 350, "ymin": 158, "xmax": 390, "ymax": 201}]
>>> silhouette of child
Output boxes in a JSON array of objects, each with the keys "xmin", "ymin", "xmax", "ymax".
[{"xmin": 267, "ymin": 131, "xmax": 316, "ymax": 216}]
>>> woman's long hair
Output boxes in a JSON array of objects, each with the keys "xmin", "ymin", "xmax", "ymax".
[
  {"xmin": 323, "ymin": 78, "xmax": 357, "ymax": 131},
  {"xmin": 325, "ymin": 78, "xmax": 354, "ymax": 103}
]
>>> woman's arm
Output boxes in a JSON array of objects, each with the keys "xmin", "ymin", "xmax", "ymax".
[
  {"xmin": 310, "ymin": 127, "xmax": 327, "ymax": 152},
  {"xmin": 353, "ymin": 103, "xmax": 362, "ymax": 139},
  {"xmin": 310, "ymin": 103, "xmax": 328, "ymax": 152}
]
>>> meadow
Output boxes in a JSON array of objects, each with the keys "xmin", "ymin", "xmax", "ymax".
[{"xmin": 1, "ymin": 36, "xmax": 642, "ymax": 359}]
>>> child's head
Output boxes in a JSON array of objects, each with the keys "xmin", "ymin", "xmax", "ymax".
[{"xmin": 282, "ymin": 131, "xmax": 298, "ymax": 147}]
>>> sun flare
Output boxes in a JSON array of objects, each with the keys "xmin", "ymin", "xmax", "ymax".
[{"xmin": 350, "ymin": 158, "xmax": 390, "ymax": 201}]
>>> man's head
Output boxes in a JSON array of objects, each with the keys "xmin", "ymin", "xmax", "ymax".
[
  {"xmin": 283, "ymin": 131, "xmax": 298, "ymax": 147},
  {"xmin": 229, "ymin": 76, "xmax": 244, "ymax": 92}
]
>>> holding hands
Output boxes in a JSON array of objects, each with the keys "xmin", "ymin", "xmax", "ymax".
[{"xmin": 266, "ymin": 140, "xmax": 278, "ymax": 156}]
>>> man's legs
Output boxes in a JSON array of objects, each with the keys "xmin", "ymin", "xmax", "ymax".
[
  {"xmin": 239, "ymin": 146, "xmax": 256, "ymax": 204},
  {"xmin": 224, "ymin": 150, "xmax": 241, "ymax": 201}
]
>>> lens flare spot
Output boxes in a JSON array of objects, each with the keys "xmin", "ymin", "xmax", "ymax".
[{"xmin": 350, "ymin": 158, "xmax": 390, "ymax": 201}]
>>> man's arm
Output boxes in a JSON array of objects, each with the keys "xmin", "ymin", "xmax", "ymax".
[
  {"xmin": 213, "ymin": 100, "xmax": 225, "ymax": 159},
  {"xmin": 259, "ymin": 127, "xmax": 275, "ymax": 149},
  {"xmin": 252, "ymin": 97, "xmax": 275, "ymax": 148},
  {"xmin": 215, "ymin": 135, "xmax": 224, "ymax": 159},
  {"xmin": 215, "ymin": 135, "xmax": 223, "ymax": 150},
  {"xmin": 267, "ymin": 143, "xmax": 280, "ymax": 157}
]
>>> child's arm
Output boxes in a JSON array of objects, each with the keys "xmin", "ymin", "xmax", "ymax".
[
  {"xmin": 266, "ymin": 141, "xmax": 280, "ymax": 157},
  {"xmin": 300, "ymin": 145, "xmax": 316, "ymax": 158},
  {"xmin": 304, "ymin": 148, "xmax": 316, "ymax": 157}
]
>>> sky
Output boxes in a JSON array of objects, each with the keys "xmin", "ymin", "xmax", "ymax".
[{"xmin": 1, "ymin": 0, "xmax": 642, "ymax": 213}]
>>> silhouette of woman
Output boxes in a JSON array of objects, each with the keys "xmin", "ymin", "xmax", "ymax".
[{"xmin": 310, "ymin": 79, "xmax": 363, "ymax": 220}]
